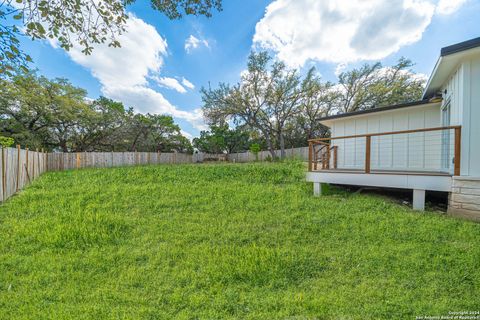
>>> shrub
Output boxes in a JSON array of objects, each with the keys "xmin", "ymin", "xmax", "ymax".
[
  {"xmin": 0, "ymin": 136, "xmax": 14, "ymax": 148},
  {"xmin": 249, "ymin": 143, "xmax": 261, "ymax": 161}
]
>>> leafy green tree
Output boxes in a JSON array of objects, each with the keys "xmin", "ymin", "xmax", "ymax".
[
  {"xmin": 0, "ymin": 0, "xmax": 222, "ymax": 76},
  {"xmin": 0, "ymin": 73, "xmax": 90, "ymax": 150},
  {"xmin": 0, "ymin": 72, "xmax": 61, "ymax": 148},
  {"xmin": 0, "ymin": 135, "xmax": 14, "ymax": 147},
  {"xmin": 202, "ymin": 51, "xmax": 305, "ymax": 159},
  {"xmin": 249, "ymin": 143, "xmax": 260, "ymax": 161},
  {"xmin": 70, "ymin": 97, "xmax": 127, "ymax": 151},
  {"xmin": 43, "ymin": 79, "xmax": 91, "ymax": 152},
  {"xmin": 193, "ymin": 124, "xmax": 249, "ymax": 154},
  {"xmin": 337, "ymin": 57, "xmax": 425, "ymax": 113},
  {"xmin": 128, "ymin": 114, "xmax": 192, "ymax": 153},
  {"xmin": 202, "ymin": 54, "xmax": 426, "ymax": 152},
  {"xmin": 0, "ymin": 73, "xmax": 192, "ymax": 152}
]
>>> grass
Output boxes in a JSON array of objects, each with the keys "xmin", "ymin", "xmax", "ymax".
[{"xmin": 0, "ymin": 162, "xmax": 479, "ymax": 319}]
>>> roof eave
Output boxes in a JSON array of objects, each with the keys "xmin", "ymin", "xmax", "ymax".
[
  {"xmin": 318, "ymin": 100, "xmax": 435, "ymax": 124},
  {"xmin": 422, "ymin": 55, "xmax": 442, "ymax": 99}
]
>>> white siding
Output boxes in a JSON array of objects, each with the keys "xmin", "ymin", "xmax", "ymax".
[
  {"xmin": 469, "ymin": 58, "xmax": 480, "ymax": 177},
  {"xmin": 442, "ymin": 57, "xmax": 480, "ymax": 177},
  {"xmin": 330, "ymin": 104, "xmax": 442, "ymax": 172}
]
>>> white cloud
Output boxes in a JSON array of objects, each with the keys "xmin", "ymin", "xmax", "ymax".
[
  {"xmin": 181, "ymin": 77, "xmax": 195, "ymax": 90},
  {"xmin": 155, "ymin": 77, "xmax": 187, "ymax": 93},
  {"xmin": 436, "ymin": 0, "xmax": 468, "ymax": 15},
  {"xmin": 181, "ymin": 130, "xmax": 194, "ymax": 140},
  {"xmin": 253, "ymin": 0, "xmax": 439, "ymax": 67},
  {"xmin": 103, "ymin": 85, "xmax": 207, "ymax": 130},
  {"xmin": 185, "ymin": 35, "xmax": 209, "ymax": 53},
  {"xmin": 59, "ymin": 15, "xmax": 204, "ymax": 133},
  {"xmin": 334, "ymin": 63, "xmax": 347, "ymax": 77},
  {"xmin": 68, "ymin": 16, "xmax": 166, "ymax": 88}
]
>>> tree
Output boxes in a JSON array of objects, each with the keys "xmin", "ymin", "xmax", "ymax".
[
  {"xmin": 0, "ymin": 0, "xmax": 222, "ymax": 76},
  {"xmin": 126, "ymin": 113, "xmax": 191, "ymax": 153},
  {"xmin": 43, "ymin": 79, "xmax": 91, "ymax": 152},
  {"xmin": 249, "ymin": 143, "xmax": 260, "ymax": 161},
  {"xmin": 202, "ymin": 52, "xmax": 276, "ymax": 158},
  {"xmin": 0, "ymin": 136, "xmax": 14, "ymax": 147},
  {"xmin": 337, "ymin": 58, "xmax": 425, "ymax": 113},
  {"xmin": 70, "ymin": 97, "xmax": 126, "ymax": 151},
  {"xmin": 283, "ymin": 69, "xmax": 340, "ymax": 146},
  {"xmin": 202, "ymin": 55, "xmax": 426, "ymax": 152},
  {"xmin": 0, "ymin": 73, "xmax": 193, "ymax": 152},
  {"xmin": 192, "ymin": 124, "xmax": 249, "ymax": 154},
  {"xmin": 0, "ymin": 72, "xmax": 62, "ymax": 149},
  {"xmin": 202, "ymin": 51, "xmax": 307, "ymax": 159},
  {"xmin": 267, "ymin": 59, "xmax": 304, "ymax": 158}
]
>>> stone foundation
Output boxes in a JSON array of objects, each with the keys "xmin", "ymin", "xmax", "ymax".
[{"xmin": 448, "ymin": 177, "xmax": 480, "ymax": 221}]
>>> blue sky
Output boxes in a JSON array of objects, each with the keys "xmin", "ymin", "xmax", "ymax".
[{"xmin": 19, "ymin": 0, "xmax": 480, "ymax": 138}]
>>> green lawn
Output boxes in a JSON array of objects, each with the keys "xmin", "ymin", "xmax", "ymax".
[{"xmin": 0, "ymin": 163, "xmax": 479, "ymax": 319}]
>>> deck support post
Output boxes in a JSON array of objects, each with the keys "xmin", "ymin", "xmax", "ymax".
[
  {"xmin": 308, "ymin": 142, "xmax": 313, "ymax": 172},
  {"xmin": 413, "ymin": 189, "xmax": 426, "ymax": 211},
  {"xmin": 454, "ymin": 127, "xmax": 461, "ymax": 176},
  {"xmin": 313, "ymin": 182, "xmax": 322, "ymax": 197},
  {"xmin": 365, "ymin": 136, "xmax": 371, "ymax": 173}
]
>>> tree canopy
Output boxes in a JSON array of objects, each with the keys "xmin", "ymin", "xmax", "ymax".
[
  {"xmin": 201, "ymin": 51, "xmax": 426, "ymax": 158},
  {"xmin": 192, "ymin": 124, "xmax": 250, "ymax": 154},
  {"xmin": 0, "ymin": 72, "xmax": 193, "ymax": 152},
  {"xmin": 0, "ymin": 0, "xmax": 222, "ymax": 76}
]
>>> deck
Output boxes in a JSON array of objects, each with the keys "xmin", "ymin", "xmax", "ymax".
[
  {"xmin": 310, "ymin": 168, "xmax": 451, "ymax": 176},
  {"xmin": 306, "ymin": 126, "xmax": 462, "ymax": 210}
]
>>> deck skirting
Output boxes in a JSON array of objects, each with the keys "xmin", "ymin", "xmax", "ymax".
[{"xmin": 306, "ymin": 171, "xmax": 452, "ymax": 192}]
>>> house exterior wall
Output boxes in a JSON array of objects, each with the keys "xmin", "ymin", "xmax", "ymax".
[
  {"xmin": 442, "ymin": 56, "xmax": 480, "ymax": 177},
  {"xmin": 329, "ymin": 104, "xmax": 443, "ymax": 172}
]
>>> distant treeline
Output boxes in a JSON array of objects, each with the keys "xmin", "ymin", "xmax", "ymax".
[{"xmin": 0, "ymin": 73, "xmax": 192, "ymax": 153}]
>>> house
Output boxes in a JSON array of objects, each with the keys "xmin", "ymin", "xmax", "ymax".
[{"xmin": 306, "ymin": 37, "xmax": 480, "ymax": 221}]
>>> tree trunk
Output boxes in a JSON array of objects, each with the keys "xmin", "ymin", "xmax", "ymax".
[
  {"xmin": 265, "ymin": 134, "xmax": 276, "ymax": 159},
  {"xmin": 59, "ymin": 140, "xmax": 68, "ymax": 152},
  {"xmin": 279, "ymin": 131, "xmax": 286, "ymax": 159}
]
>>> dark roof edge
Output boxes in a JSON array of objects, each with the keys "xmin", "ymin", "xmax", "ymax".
[
  {"xmin": 319, "ymin": 100, "xmax": 435, "ymax": 122},
  {"xmin": 441, "ymin": 37, "xmax": 480, "ymax": 57}
]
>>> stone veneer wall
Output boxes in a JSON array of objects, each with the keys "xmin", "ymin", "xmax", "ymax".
[{"xmin": 449, "ymin": 177, "xmax": 480, "ymax": 221}]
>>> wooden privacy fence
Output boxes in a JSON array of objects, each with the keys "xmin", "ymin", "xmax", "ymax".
[
  {"xmin": 0, "ymin": 148, "xmax": 192, "ymax": 202},
  {"xmin": 224, "ymin": 147, "xmax": 309, "ymax": 163},
  {"xmin": 47, "ymin": 151, "xmax": 192, "ymax": 171},
  {"xmin": 0, "ymin": 146, "xmax": 47, "ymax": 202},
  {"xmin": 0, "ymin": 146, "xmax": 310, "ymax": 203}
]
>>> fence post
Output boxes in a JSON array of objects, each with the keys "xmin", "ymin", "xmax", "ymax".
[
  {"xmin": 25, "ymin": 147, "xmax": 30, "ymax": 182},
  {"xmin": 36, "ymin": 148, "xmax": 39, "ymax": 178},
  {"xmin": 454, "ymin": 127, "xmax": 461, "ymax": 176},
  {"xmin": 16, "ymin": 145, "xmax": 21, "ymax": 191},
  {"xmin": 365, "ymin": 136, "xmax": 371, "ymax": 174},
  {"xmin": 41, "ymin": 148, "xmax": 44, "ymax": 173},
  {"xmin": 1, "ymin": 147, "xmax": 5, "ymax": 201},
  {"xmin": 308, "ymin": 142, "xmax": 313, "ymax": 172},
  {"xmin": 32, "ymin": 148, "xmax": 36, "ymax": 178},
  {"xmin": 76, "ymin": 153, "xmax": 80, "ymax": 169}
]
